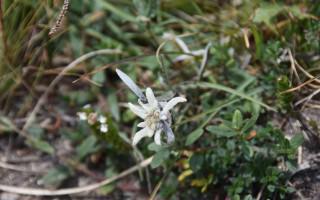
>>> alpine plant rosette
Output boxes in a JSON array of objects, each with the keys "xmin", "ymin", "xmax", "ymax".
[{"xmin": 116, "ymin": 69, "xmax": 187, "ymax": 146}]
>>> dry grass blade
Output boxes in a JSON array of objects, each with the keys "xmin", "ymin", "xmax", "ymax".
[
  {"xmin": 280, "ymin": 75, "xmax": 320, "ymax": 94},
  {"xmin": 0, "ymin": 157, "xmax": 152, "ymax": 196},
  {"xmin": 294, "ymin": 88, "xmax": 320, "ymax": 107},
  {"xmin": 0, "ymin": 161, "xmax": 40, "ymax": 173}
]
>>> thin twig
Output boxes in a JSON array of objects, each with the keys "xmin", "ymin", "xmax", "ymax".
[
  {"xmin": 295, "ymin": 60, "xmax": 320, "ymax": 84},
  {"xmin": 256, "ymin": 185, "xmax": 265, "ymax": 200},
  {"xmin": 288, "ymin": 49, "xmax": 301, "ymax": 84},
  {"xmin": 294, "ymin": 88, "xmax": 320, "ymax": 107},
  {"xmin": 197, "ymin": 42, "xmax": 212, "ymax": 81},
  {"xmin": 0, "ymin": 157, "xmax": 152, "ymax": 196},
  {"xmin": 280, "ymin": 75, "xmax": 320, "ymax": 94},
  {"xmin": 0, "ymin": 161, "xmax": 41, "ymax": 173},
  {"xmin": 23, "ymin": 49, "xmax": 121, "ymax": 131}
]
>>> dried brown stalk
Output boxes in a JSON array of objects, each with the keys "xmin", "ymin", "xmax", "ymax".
[{"xmin": 49, "ymin": 0, "xmax": 70, "ymax": 36}]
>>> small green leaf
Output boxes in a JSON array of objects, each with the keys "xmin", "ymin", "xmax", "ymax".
[
  {"xmin": 27, "ymin": 124, "xmax": 44, "ymax": 138},
  {"xmin": 133, "ymin": 0, "xmax": 156, "ymax": 17},
  {"xmin": 277, "ymin": 76, "xmax": 293, "ymax": 110},
  {"xmin": 286, "ymin": 186, "xmax": 296, "ymax": 193},
  {"xmin": 151, "ymin": 149, "xmax": 170, "ymax": 168},
  {"xmin": 197, "ymin": 82, "xmax": 276, "ymax": 111},
  {"xmin": 232, "ymin": 110, "xmax": 243, "ymax": 130},
  {"xmin": 100, "ymin": 1, "xmax": 137, "ymax": 22},
  {"xmin": 92, "ymin": 71, "xmax": 105, "ymax": 85},
  {"xmin": 189, "ymin": 153, "xmax": 204, "ymax": 172},
  {"xmin": 244, "ymin": 195, "xmax": 253, "ymax": 200},
  {"xmin": 242, "ymin": 104, "xmax": 260, "ymax": 133},
  {"xmin": 76, "ymin": 135, "xmax": 98, "ymax": 160},
  {"xmin": 39, "ymin": 166, "xmax": 70, "ymax": 188},
  {"xmin": 253, "ymin": 4, "xmax": 283, "ymax": 26},
  {"xmin": 207, "ymin": 125, "xmax": 238, "ymax": 137},
  {"xmin": 185, "ymin": 128, "xmax": 204, "ymax": 145},
  {"xmin": 267, "ymin": 185, "xmax": 275, "ymax": 192},
  {"xmin": 107, "ymin": 92, "xmax": 120, "ymax": 121},
  {"xmin": 242, "ymin": 143, "xmax": 254, "ymax": 159},
  {"xmin": 290, "ymin": 134, "xmax": 304, "ymax": 149},
  {"xmin": 148, "ymin": 142, "xmax": 164, "ymax": 152},
  {"xmin": 28, "ymin": 138, "xmax": 54, "ymax": 155},
  {"xmin": 226, "ymin": 140, "xmax": 236, "ymax": 150},
  {"xmin": 0, "ymin": 116, "xmax": 15, "ymax": 132}
]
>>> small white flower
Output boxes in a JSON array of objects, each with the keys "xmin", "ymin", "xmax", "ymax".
[
  {"xmin": 128, "ymin": 87, "xmax": 187, "ymax": 146},
  {"xmin": 77, "ymin": 112, "xmax": 87, "ymax": 121},
  {"xmin": 100, "ymin": 124, "xmax": 108, "ymax": 133},
  {"xmin": 98, "ymin": 115, "xmax": 107, "ymax": 124}
]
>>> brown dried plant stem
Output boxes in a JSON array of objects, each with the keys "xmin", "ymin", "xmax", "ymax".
[
  {"xmin": 0, "ymin": 157, "xmax": 152, "ymax": 196},
  {"xmin": 49, "ymin": 0, "xmax": 70, "ymax": 35},
  {"xmin": 22, "ymin": 49, "xmax": 121, "ymax": 131}
]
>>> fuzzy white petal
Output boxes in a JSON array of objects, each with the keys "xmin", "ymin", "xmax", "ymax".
[
  {"xmin": 162, "ymin": 97, "xmax": 187, "ymax": 114},
  {"xmin": 128, "ymin": 103, "xmax": 147, "ymax": 119},
  {"xmin": 154, "ymin": 129, "xmax": 162, "ymax": 146},
  {"xmin": 146, "ymin": 88, "xmax": 158, "ymax": 108},
  {"xmin": 138, "ymin": 100, "xmax": 154, "ymax": 112},
  {"xmin": 132, "ymin": 127, "xmax": 154, "ymax": 146},
  {"xmin": 191, "ymin": 49, "xmax": 205, "ymax": 56},
  {"xmin": 173, "ymin": 55, "xmax": 193, "ymax": 63},
  {"xmin": 137, "ymin": 121, "xmax": 147, "ymax": 128},
  {"xmin": 175, "ymin": 37, "xmax": 190, "ymax": 53}
]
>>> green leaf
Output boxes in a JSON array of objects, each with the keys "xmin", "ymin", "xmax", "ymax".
[
  {"xmin": 0, "ymin": 116, "xmax": 15, "ymax": 132},
  {"xmin": 76, "ymin": 135, "xmax": 98, "ymax": 160},
  {"xmin": 251, "ymin": 25, "xmax": 264, "ymax": 59},
  {"xmin": 133, "ymin": 0, "xmax": 157, "ymax": 18},
  {"xmin": 244, "ymin": 195, "xmax": 253, "ymax": 200},
  {"xmin": 100, "ymin": 1, "xmax": 137, "ymax": 22},
  {"xmin": 226, "ymin": 140, "xmax": 236, "ymax": 150},
  {"xmin": 242, "ymin": 143, "xmax": 254, "ymax": 159},
  {"xmin": 267, "ymin": 184, "xmax": 275, "ymax": 192},
  {"xmin": 189, "ymin": 153, "xmax": 204, "ymax": 172},
  {"xmin": 92, "ymin": 71, "xmax": 105, "ymax": 85},
  {"xmin": 290, "ymin": 134, "xmax": 304, "ymax": 149},
  {"xmin": 276, "ymin": 76, "xmax": 293, "ymax": 110},
  {"xmin": 253, "ymin": 4, "xmax": 283, "ymax": 26},
  {"xmin": 207, "ymin": 125, "xmax": 238, "ymax": 138},
  {"xmin": 148, "ymin": 142, "xmax": 164, "ymax": 152},
  {"xmin": 27, "ymin": 124, "xmax": 44, "ymax": 138},
  {"xmin": 151, "ymin": 149, "xmax": 170, "ymax": 168},
  {"xmin": 39, "ymin": 166, "xmax": 70, "ymax": 188},
  {"xmin": 27, "ymin": 138, "xmax": 54, "ymax": 155},
  {"xmin": 197, "ymin": 82, "xmax": 276, "ymax": 111},
  {"xmin": 232, "ymin": 110, "xmax": 243, "ymax": 130},
  {"xmin": 242, "ymin": 104, "xmax": 260, "ymax": 133},
  {"xmin": 185, "ymin": 128, "xmax": 204, "ymax": 146},
  {"xmin": 107, "ymin": 92, "xmax": 120, "ymax": 121},
  {"xmin": 288, "ymin": 6, "xmax": 313, "ymax": 19}
]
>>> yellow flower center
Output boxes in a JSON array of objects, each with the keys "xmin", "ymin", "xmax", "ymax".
[{"xmin": 145, "ymin": 109, "xmax": 160, "ymax": 130}]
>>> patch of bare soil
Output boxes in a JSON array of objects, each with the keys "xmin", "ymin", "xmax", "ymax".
[
  {"xmin": 0, "ymin": 135, "xmax": 148, "ymax": 200},
  {"xmin": 283, "ymin": 107, "xmax": 320, "ymax": 200}
]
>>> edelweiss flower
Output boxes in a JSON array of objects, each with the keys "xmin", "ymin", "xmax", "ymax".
[
  {"xmin": 115, "ymin": 68, "xmax": 187, "ymax": 146},
  {"xmin": 128, "ymin": 88, "xmax": 186, "ymax": 146}
]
